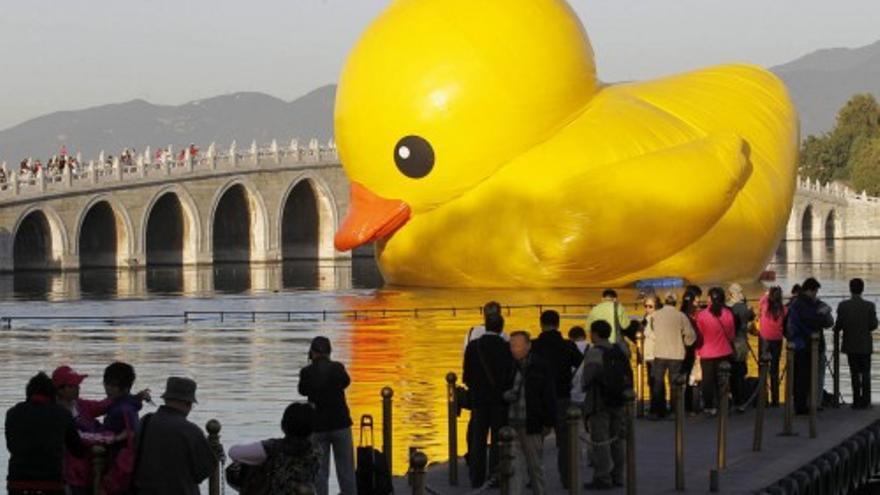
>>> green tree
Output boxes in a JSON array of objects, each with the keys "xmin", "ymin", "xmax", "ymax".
[{"xmin": 850, "ymin": 136, "xmax": 880, "ymax": 196}]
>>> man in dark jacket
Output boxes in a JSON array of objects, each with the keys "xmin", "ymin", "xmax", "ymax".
[
  {"xmin": 505, "ymin": 331, "xmax": 556, "ymax": 495},
  {"xmin": 834, "ymin": 278, "xmax": 878, "ymax": 409},
  {"xmin": 530, "ymin": 310, "xmax": 583, "ymax": 488},
  {"xmin": 6, "ymin": 372, "xmax": 84, "ymax": 495},
  {"xmin": 133, "ymin": 377, "xmax": 216, "ymax": 495},
  {"xmin": 787, "ymin": 278, "xmax": 834, "ymax": 415},
  {"xmin": 298, "ymin": 336, "xmax": 356, "ymax": 495},
  {"xmin": 463, "ymin": 312, "xmax": 514, "ymax": 488}
]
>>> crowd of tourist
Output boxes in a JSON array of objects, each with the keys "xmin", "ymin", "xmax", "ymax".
[
  {"xmin": 4, "ymin": 277, "xmax": 877, "ymax": 494},
  {"xmin": 3, "ymin": 144, "xmax": 201, "ymax": 183},
  {"xmin": 460, "ymin": 278, "xmax": 877, "ymax": 493}
]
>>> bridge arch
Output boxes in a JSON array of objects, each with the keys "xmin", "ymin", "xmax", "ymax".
[
  {"xmin": 208, "ymin": 178, "xmax": 269, "ymax": 263},
  {"xmin": 75, "ymin": 196, "xmax": 134, "ymax": 268},
  {"xmin": 278, "ymin": 174, "xmax": 338, "ymax": 260},
  {"xmin": 824, "ymin": 209, "xmax": 837, "ymax": 240},
  {"xmin": 140, "ymin": 185, "xmax": 201, "ymax": 266},
  {"xmin": 800, "ymin": 204, "xmax": 816, "ymax": 240},
  {"xmin": 11, "ymin": 205, "xmax": 68, "ymax": 271}
]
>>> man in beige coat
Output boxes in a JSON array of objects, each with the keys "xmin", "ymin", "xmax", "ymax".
[{"xmin": 646, "ymin": 294, "xmax": 697, "ymax": 419}]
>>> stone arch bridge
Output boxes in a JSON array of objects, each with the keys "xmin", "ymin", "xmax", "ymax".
[
  {"xmin": 0, "ymin": 140, "xmax": 353, "ymax": 272},
  {"xmin": 0, "ymin": 141, "xmax": 878, "ymax": 274}
]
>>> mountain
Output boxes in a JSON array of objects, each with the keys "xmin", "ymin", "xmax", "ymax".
[
  {"xmin": 771, "ymin": 40, "xmax": 880, "ymax": 137},
  {"xmin": 0, "ymin": 85, "xmax": 336, "ymax": 164}
]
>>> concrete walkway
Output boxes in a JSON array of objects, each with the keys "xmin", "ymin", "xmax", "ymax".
[{"xmin": 392, "ymin": 406, "xmax": 879, "ymax": 494}]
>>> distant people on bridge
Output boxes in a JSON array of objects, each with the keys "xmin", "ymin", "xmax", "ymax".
[
  {"xmin": 759, "ymin": 286, "xmax": 787, "ymax": 407},
  {"xmin": 727, "ymin": 283, "xmax": 756, "ymax": 410},
  {"xmin": 582, "ymin": 320, "xmax": 631, "ymax": 490},
  {"xmin": 531, "ymin": 310, "xmax": 583, "ymax": 489},
  {"xmin": 134, "ymin": 377, "xmax": 219, "ymax": 495},
  {"xmin": 786, "ymin": 277, "xmax": 834, "ymax": 415},
  {"xmin": 298, "ymin": 336, "xmax": 357, "ymax": 495},
  {"xmin": 695, "ymin": 287, "xmax": 736, "ymax": 417},
  {"xmin": 463, "ymin": 301, "xmax": 508, "ymax": 350},
  {"xmin": 463, "ymin": 312, "xmax": 513, "ymax": 488},
  {"xmin": 834, "ymin": 278, "xmax": 879, "ymax": 409},
  {"xmin": 5, "ymin": 372, "xmax": 86, "ymax": 495},
  {"xmin": 646, "ymin": 292, "xmax": 697, "ymax": 420},
  {"xmin": 587, "ymin": 289, "xmax": 635, "ymax": 343},
  {"xmin": 504, "ymin": 330, "xmax": 556, "ymax": 495},
  {"xmin": 228, "ymin": 402, "xmax": 321, "ymax": 492}
]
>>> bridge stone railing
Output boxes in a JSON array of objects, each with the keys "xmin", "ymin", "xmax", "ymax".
[
  {"xmin": 0, "ymin": 138, "xmax": 339, "ymax": 201},
  {"xmin": 796, "ymin": 175, "xmax": 880, "ymax": 204}
]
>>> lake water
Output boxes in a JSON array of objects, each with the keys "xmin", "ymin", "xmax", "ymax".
[{"xmin": 2, "ymin": 239, "xmax": 880, "ymax": 487}]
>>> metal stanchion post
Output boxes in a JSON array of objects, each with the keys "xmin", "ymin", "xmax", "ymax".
[
  {"xmin": 498, "ymin": 427, "xmax": 516, "ymax": 495},
  {"xmin": 382, "ymin": 387, "xmax": 394, "ymax": 475},
  {"xmin": 92, "ymin": 445, "xmax": 107, "ymax": 495},
  {"xmin": 567, "ymin": 406, "xmax": 581, "ymax": 495},
  {"xmin": 810, "ymin": 333, "xmax": 819, "ymax": 439},
  {"xmin": 781, "ymin": 342, "xmax": 797, "ymax": 436},
  {"xmin": 753, "ymin": 352, "xmax": 771, "ymax": 452},
  {"xmin": 675, "ymin": 375, "xmax": 686, "ymax": 491},
  {"xmin": 206, "ymin": 419, "xmax": 222, "ymax": 495},
  {"xmin": 636, "ymin": 331, "xmax": 646, "ymax": 418},
  {"xmin": 445, "ymin": 372, "xmax": 459, "ymax": 486},
  {"xmin": 716, "ymin": 362, "xmax": 731, "ymax": 471},
  {"xmin": 833, "ymin": 328, "xmax": 841, "ymax": 408},
  {"xmin": 624, "ymin": 389, "xmax": 637, "ymax": 495},
  {"xmin": 410, "ymin": 450, "xmax": 428, "ymax": 495}
]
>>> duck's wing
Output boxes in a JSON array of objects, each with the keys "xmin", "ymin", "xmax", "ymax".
[{"xmin": 522, "ymin": 131, "xmax": 752, "ymax": 279}]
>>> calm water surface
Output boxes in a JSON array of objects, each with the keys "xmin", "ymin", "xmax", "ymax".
[{"xmin": 2, "ymin": 240, "xmax": 880, "ymax": 484}]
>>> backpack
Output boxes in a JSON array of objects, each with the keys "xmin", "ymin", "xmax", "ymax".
[
  {"xmin": 356, "ymin": 415, "xmax": 393, "ymax": 495},
  {"xmin": 599, "ymin": 345, "xmax": 633, "ymax": 408}
]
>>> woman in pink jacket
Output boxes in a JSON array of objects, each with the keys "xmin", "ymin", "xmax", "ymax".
[
  {"xmin": 695, "ymin": 287, "xmax": 736, "ymax": 416},
  {"xmin": 759, "ymin": 287, "xmax": 787, "ymax": 406}
]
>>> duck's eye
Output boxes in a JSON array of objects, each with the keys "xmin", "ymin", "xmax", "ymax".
[{"xmin": 394, "ymin": 135, "xmax": 434, "ymax": 179}]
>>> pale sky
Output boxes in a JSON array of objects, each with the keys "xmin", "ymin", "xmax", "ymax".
[{"xmin": 1, "ymin": 0, "xmax": 878, "ymax": 130}]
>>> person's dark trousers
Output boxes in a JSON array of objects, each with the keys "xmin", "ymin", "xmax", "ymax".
[
  {"xmin": 467, "ymin": 404, "xmax": 508, "ymax": 488},
  {"xmin": 645, "ymin": 361, "xmax": 657, "ymax": 414},
  {"xmin": 761, "ymin": 339, "xmax": 783, "ymax": 406},
  {"xmin": 847, "ymin": 353, "xmax": 872, "ymax": 408},
  {"xmin": 793, "ymin": 347, "xmax": 812, "ymax": 414},
  {"xmin": 729, "ymin": 359, "xmax": 748, "ymax": 407},
  {"xmin": 554, "ymin": 398, "xmax": 572, "ymax": 488},
  {"xmin": 650, "ymin": 359, "xmax": 682, "ymax": 418},
  {"xmin": 700, "ymin": 357, "xmax": 726, "ymax": 410}
]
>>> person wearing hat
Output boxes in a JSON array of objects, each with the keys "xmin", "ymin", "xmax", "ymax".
[
  {"xmin": 727, "ymin": 283, "xmax": 755, "ymax": 410},
  {"xmin": 298, "ymin": 336, "xmax": 356, "ymax": 495},
  {"xmin": 133, "ymin": 377, "xmax": 217, "ymax": 495}
]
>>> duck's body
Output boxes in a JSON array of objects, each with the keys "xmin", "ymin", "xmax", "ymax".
[{"xmin": 333, "ymin": 0, "xmax": 799, "ymax": 288}]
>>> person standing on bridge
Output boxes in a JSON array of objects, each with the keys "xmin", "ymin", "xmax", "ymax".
[
  {"xmin": 833, "ymin": 278, "xmax": 878, "ymax": 409},
  {"xmin": 787, "ymin": 278, "xmax": 834, "ymax": 415},
  {"xmin": 646, "ymin": 292, "xmax": 697, "ymax": 419},
  {"xmin": 298, "ymin": 336, "xmax": 357, "ymax": 495},
  {"xmin": 695, "ymin": 288, "xmax": 735, "ymax": 417},
  {"xmin": 531, "ymin": 310, "xmax": 584, "ymax": 490}
]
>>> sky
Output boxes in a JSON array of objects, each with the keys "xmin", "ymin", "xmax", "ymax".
[{"xmin": 1, "ymin": 0, "xmax": 879, "ymax": 130}]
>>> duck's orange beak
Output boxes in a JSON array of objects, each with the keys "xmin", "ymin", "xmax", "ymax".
[{"xmin": 334, "ymin": 182, "xmax": 411, "ymax": 251}]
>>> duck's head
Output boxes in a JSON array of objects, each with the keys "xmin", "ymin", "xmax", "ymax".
[{"xmin": 333, "ymin": 0, "xmax": 598, "ymax": 251}]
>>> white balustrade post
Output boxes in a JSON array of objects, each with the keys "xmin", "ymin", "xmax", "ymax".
[
  {"xmin": 114, "ymin": 156, "xmax": 123, "ymax": 181},
  {"xmin": 271, "ymin": 139, "xmax": 280, "ymax": 164},
  {"xmin": 208, "ymin": 142, "xmax": 216, "ymax": 170},
  {"xmin": 229, "ymin": 141, "xmax": 237, "ymax": 167},
  {"xmin": 185, "ymin": 147, "xmax": 193, "ymax": 172},
  {"xmin": 289, "ymin": 139, "xmax": 300, "ymax": 163},
  {"xmin": 89, "ymin": 161, "xmax": 98, "ymax": 184},
  {"xmin": 308, "ymin": 138, "xmax": 319, "ymax": 163},
  {"xmin": 136, "ymin": 155, "xmax": 146, "ymax": 178},
  {"xmin": 63, "ymin": 162, "xmax": 72, "ymax": 187},
  {"xmin": 250, "ymin": 139, "xmax": 258, "ymax": 166},
  {"xmin": 144, "ymin": 146, "xmax": 151, "ymax": 167},
  {"xmin": 10, "ymin": 171, "xmax": 19, "ymax": 196}
]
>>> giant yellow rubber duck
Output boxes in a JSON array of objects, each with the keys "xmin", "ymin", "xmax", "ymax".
[{"xmin": 333, "ymin": 0, "xmax": 799, "ymax": 288}]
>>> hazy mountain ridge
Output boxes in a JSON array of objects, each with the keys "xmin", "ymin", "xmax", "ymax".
[{"xmin": 2, "ymin": 38, "xmax": 880, "ymax": 162}]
